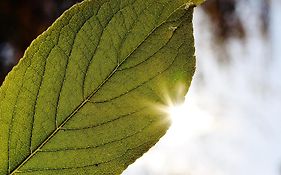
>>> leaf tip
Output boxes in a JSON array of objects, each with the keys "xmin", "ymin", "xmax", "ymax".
[{"xmin": 185, "ymin": 0, "xmax": 205, "ymax": 9}]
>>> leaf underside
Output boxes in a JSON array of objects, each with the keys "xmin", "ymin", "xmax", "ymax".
[{"xmin": 0, "ymin": 0, "xmax": 201, "ymax": 174}]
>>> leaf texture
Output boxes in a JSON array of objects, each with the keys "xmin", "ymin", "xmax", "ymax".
[{"xmin": 0, "ymin": 0, "xmax": 202, "ymax": 174}]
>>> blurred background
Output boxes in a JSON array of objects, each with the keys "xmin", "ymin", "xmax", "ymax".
[{"xmin": 0, "ymin": 0, "xmax": 280, "ymax": 175}]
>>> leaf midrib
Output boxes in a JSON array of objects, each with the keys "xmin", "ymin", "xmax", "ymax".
[{"xmin": 9, "ymin": 3, "xmax": 187, "ymax": 175}]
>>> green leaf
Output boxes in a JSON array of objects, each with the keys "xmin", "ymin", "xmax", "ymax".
[{"xmin": 0, "ymin": 0, "xmax": 203, "ymax": 174}]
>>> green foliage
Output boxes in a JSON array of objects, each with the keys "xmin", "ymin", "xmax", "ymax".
[{"xmin": 0, "ymin": 0, "xmax": 203, "ymax": 174}]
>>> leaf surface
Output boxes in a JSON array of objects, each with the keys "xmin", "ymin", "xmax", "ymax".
[{"xmin": 0, "ymin": 0, "xmax": 203, "ymax": 174}]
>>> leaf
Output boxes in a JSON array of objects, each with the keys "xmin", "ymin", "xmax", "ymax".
[{"xmin": 0, "ymin": 0, "xmax": 203, "ymax": 174}]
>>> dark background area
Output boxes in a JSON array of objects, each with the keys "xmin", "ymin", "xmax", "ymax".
[{"xmin": 0, "ymin": 0, "xmax": 82, "ymax": 84}]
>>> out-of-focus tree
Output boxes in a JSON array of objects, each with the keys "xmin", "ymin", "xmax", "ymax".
[{"xmin": 202, "ymin": 0, "xmax": 269, "ymax": 41}]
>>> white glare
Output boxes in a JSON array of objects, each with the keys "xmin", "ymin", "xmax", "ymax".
[{"xmin": 167, "ymin": 97, "xmax": 215, "ymax": 139}]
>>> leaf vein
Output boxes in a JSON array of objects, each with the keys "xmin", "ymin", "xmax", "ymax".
[
  {"xmin": 18, "ymin": 141, "xmax": 151, "ymax": 173},
  {"xmin": 61, "ymin": 107, "xmax": 144, "ymax": 131},
  {"xmin": 40, "ymin": 120, "xmax": 151, "ymax": 152}
]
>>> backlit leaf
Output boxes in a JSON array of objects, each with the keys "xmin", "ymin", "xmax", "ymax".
[{"xmin": 0, "ymin": 0, "xmax": 203, "ymax": 174}]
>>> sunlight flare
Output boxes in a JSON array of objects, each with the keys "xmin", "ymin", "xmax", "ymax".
[{"xmin": 156, "ymin": 89, "xmax": 215, "ymax": 139}]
